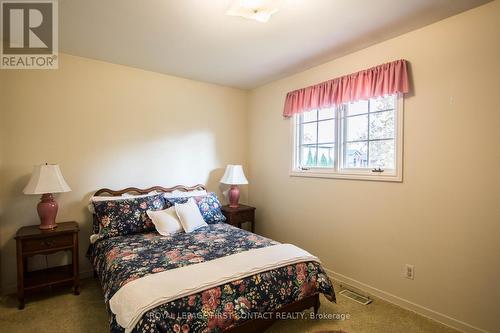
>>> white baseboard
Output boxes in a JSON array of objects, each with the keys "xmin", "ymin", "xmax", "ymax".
[
  {"xmin": 1, "ymin": 269, "xmax": 94, "ymax": 296},
  {"xmin": 325, "ymin": 268, "xmax": 489, "ymax": 333}
]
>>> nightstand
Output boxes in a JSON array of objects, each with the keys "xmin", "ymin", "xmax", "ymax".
[
  {"xmin": 221, "ymin": 204, "xmax": 256, "ymax": 232},
  {"xmin": 15, "ymin": 221, "xmax": 80, "ymax": 309}
]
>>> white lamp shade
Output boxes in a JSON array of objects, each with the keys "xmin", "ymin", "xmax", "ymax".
[
  {"xmin": 23, "ymin": 164, "xmax": 71, "ymax": 195},
  {"xmin": 220, "ymin": 165, "xmax": 248, "ymax": 185}
]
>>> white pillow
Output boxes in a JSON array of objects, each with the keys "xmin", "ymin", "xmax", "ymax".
[
  {"xmin": 122, "ymin": 191, "xmax": 158, "ymax": 198},
  {"xmin": 146, "ymin": 207, "xmax": 183, "ymax": 236},
  {"xmin": 164, "ymin": 189, "xmax": 207, "ymax": 199},
  {"xmin": 175, "ymin": 198, "xmax": 208, "ymax": 233}
]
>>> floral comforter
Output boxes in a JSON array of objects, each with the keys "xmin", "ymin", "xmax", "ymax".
[{"xmin": 87, "ymin": 223, "xmax": 335, "ymax": 333}]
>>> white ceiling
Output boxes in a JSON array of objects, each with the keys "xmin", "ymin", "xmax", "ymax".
[{"xmin": 59, "ymin": 0, "xmax": 490, "ymax": 89}]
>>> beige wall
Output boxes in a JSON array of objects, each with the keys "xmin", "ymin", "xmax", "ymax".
[
  {"xmin": 247, "ymin": 2, "xmax": 500, "ymax": 333},
  {"xmin": 0, "ymin": 54, "xmax": 248, "ymax": 292}
]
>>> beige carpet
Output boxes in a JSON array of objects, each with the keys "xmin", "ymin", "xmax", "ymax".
[{"xmin": 0, "ymin": 278, "xmax": 458, "ymax": 333}]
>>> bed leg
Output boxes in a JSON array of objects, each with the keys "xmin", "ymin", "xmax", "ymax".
[{"xmin": 313, "ymin": 294, "xmax": 320, "ymax": 315}]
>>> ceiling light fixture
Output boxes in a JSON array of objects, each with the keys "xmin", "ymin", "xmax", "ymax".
[{"xmin": 226, "ymin": 0, "xmax": 279, "ymax": 23}]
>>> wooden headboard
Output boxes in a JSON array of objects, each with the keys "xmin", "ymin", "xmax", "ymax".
[{"xmin": 93, "ymin": 184, "xmax": 207, "ymax": 197}]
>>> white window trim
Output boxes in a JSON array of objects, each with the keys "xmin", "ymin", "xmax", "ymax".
[{"xmin": 289, "ymin": 95, "xmax": 404, "ymax": 182}]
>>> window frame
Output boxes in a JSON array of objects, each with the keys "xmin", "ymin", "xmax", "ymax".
[{"xmin": 290, "ymin": 94, "xmax": 404, "ymax": 182}]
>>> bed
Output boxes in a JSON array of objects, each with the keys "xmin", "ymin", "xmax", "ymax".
[{"xmin": 87, "ymin": 185, "xmax": 335, "ymax": 333}]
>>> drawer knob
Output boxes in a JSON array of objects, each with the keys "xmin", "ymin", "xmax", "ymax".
[{"xmin": 43, "ymin": 240, "xmax": 55, "ymax": 247}]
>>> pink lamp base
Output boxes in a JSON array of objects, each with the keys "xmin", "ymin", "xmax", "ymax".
[
  {"xmin": 228, "ymin": 185, "xmax": 241, "ymax": 208},
  {"xmin": 37, "ymin": 193, "xmax": 58, "ymax": 230}
]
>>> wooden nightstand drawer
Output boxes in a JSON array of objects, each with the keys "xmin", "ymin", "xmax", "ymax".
[
  {"xmin": 230, "ymin": 210, "xmax": 254, "ymax": 224},
  {"xmin": 22, "ymin": 234, "xmax": 73, "ymax": 253}
]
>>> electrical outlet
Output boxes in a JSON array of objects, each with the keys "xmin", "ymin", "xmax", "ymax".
[{"xmin": 405, "ymin": 264, "xmax": 415, "ymax": 280}]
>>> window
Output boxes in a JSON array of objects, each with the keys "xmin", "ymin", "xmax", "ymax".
[{"xmin": 292, "ymin": 94, "xmax": 403, "ymax": 181}]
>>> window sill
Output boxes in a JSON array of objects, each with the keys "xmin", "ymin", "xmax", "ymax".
[{"xmin": 289, "ymin": 170, "xmax": 402, "ymax": 182}]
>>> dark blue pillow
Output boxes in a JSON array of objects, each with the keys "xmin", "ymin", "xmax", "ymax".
[
  {"xmin": 165, "ymin": 192, "xmax": 226, "ymax": 224},
  {"xmin": 93, "ymin": 193, "xmax": 165, "ymax": 240}
]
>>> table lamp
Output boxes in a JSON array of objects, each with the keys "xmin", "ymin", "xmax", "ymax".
[
  {"xmin": 220, "ymin": 165, "xmax": 248, "ymax": 208},
  {"xmin": 23, "ymin": 164, "xmax": 71, "ymax": 230}
]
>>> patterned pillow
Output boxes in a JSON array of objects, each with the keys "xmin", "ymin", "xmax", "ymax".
[
  {"xmin": 165, "ymin": 192, "xmax": 226, "ymax": 224},
  {"xmin": 90, "ymin": 192, "xmax": 159, "ymax": 233},
  {"xmin": 93, "ymin": 193, "xmax": 165, "ymax": 240}
]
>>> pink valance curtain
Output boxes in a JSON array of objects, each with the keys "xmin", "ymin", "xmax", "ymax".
[{"xmin": 283, "ymin": 59, "xmax": 409, "ymax": 117}]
